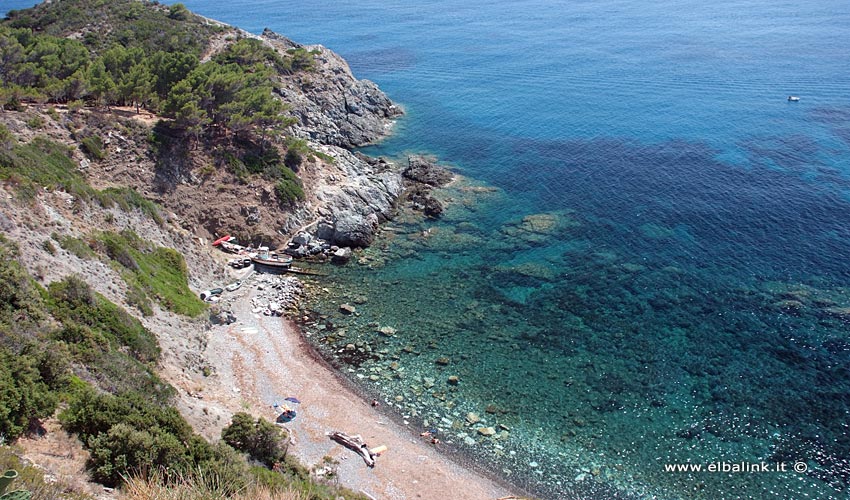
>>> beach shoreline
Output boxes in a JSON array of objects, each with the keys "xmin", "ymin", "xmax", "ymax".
[{"xmin": 186, "ymin": 274, "xmax": 521, "ymax": 500}]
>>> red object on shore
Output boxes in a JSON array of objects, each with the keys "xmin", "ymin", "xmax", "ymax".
[{"xmin": 212, "ymin": 235, "xmax": 232, "ymax": 246}]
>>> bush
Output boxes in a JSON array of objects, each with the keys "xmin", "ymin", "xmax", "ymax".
[
  {"xmin": 61, "ymin": 389, "xmax": 249, "ymax": 489},
  {"xmin": 99, "ymin": 187, "xmax": 164, "ymax": 224},
  {"xmin": 168, "ymin": 3, "xmax": 190, "ymax": 21},
  {"xmin": 41, "ymin": 239, "xmax": 56, "ymax": 255},
  {"xmin": 221, "ymin": 413, "xmax": 288, "ymax": 467},
  {"xmin": 87, "ymin": 422, "xmax": 187, "ymax": 487},
  {"xmin": 55, "ymin": 234, "xmax": 96, "ymax": 259},
  {"xmin": 47, "ymin": 275, "xmax": 161, "ymax": 363},
  {"xmin": 284, "ymin": 148, "xmax": 303, "ymax": 171},
  {"xmin": 80, "ymin": 135, "xmax": 105, "ymax": 160},
  {"xmin": 0, "ymin": 347, "xmax": 58, "ymax": 440},
  {"xmin": 275, "ymin": 167, "xmax": 305, "ymax": 205}
]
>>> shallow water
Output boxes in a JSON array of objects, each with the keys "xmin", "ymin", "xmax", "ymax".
[{"xmin": 10, "ymin": 0, "xmax": 850, "ymax": 497}]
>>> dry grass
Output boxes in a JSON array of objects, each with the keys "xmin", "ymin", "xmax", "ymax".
[{"xmin": 120, "ymin": 470, "xmax": 311, "ymax": 500}]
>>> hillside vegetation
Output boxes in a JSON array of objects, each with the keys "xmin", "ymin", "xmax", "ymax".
[{"xmin": 0, "ymin": 1, "xmax": 369, "ymax": 498}]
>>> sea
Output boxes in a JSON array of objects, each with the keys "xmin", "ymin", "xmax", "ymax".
[{"xmin": 7, "ymin": 1, "xmax": 850, "ymax": 498}]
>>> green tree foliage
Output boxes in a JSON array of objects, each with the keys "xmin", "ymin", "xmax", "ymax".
[
  {"xmin": 1, "ymin": 3, "xmax": 306, "ymax": 145},
  {"xmin": 0, "ymin": 238, "xmax": 59, "ymax": 440},
  {"xmin": 221, "ymin": 413, "xmax": 288, "ymax": 467},
  {"xmin": 167, "ymin": 3, "xmax": 190, "ymax": 21},
  {"xmin": 147, "ymin": 50, "xmax": 198, "ymax": 108},
  {"xmin": 4, "ymin": 0, "xmax": 218, "ymax": 55},
  {"xmin": 0, "ymin": 348, "xmax": 58, "ymax": 440},
  {"xmin": 86, "ymin": 57, "xmax": 116, "ymax": 107}
]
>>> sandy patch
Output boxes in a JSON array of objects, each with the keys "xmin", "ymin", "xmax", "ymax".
[{"xmin": 176, "ymin": 276, "xmax": 518, "ymax": 500}]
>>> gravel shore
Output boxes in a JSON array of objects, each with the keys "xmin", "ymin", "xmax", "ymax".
[{"xmin": 183, "ymin": 274, "xmax": 516, "ymax": 500}]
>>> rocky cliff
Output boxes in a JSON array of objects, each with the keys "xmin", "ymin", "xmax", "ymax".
[{"xmin": 262, "ymin": 29, "xmax": 403, "ymax": 149}]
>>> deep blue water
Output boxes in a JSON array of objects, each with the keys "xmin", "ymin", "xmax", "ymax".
[{"xmin": 9, "ymin": 1, "xmax": 850, "ymax": 498}]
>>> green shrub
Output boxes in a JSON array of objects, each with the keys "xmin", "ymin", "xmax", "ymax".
[
  {"xmin": 274, "ymin": 165, "xmax": 305, "ymax": 205},
  {"xmin": 221, "ymin": 413, "xmax": 287, "ymax": 467},
  {"xmin": 55, "ymin": 235, "xmax": 96, "ymax": 260},
  {"xmin": 26, "ymin": 114, "xmax": 45, "ymax": 129},
  {"xmin": 283, "ymin": 148, "xmax": 303, "ymax": 171},
  {"xmin": 47, "ymin": 275, "xmax": 160, "ymax": 363},
  {"xmin": 80, "ymin": 135, "xmax": 105, "ymax": 160},
  {"xmin": 0, "ymin": 347, "xmax": 58, "ymax": 440},
  {"xmin": 0, "ymin": 124, "xmax": 14, "ymax": 150},
  {"xmin": 61, "ymin": 389, "xmax": 248, "ymax": 489},
  {"xmin": 168, "ymin": 3, "xmax": 190, "ymax": 21},
  {"xmin": 87, "ymin": 422, "xmax": 187, "ymax": 486},
  {"xmin": 0, "ymin": 136, "xmax": 97, "ymax": 203},
  {"xmin": 99, "ymin": 187, "xmax": 163, "ymax": 224},
  {"xmin": 41, "ymin": 239, "xmax": 56, "ymax": 255},
  {"xmin": 67, "ymin": 100, "xmax": 84, "ymax": 113},
  {"xmin": 0, "ymin": 236, "xmax": 47, "ymax": 332}
]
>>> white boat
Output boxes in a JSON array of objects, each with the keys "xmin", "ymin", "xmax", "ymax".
[
  {"xmin": 787, "ymin": 96, "xmax": 800, "ymax": 102},
  {"xmin": 251, "ymin": 247, "xmax": 293, "ymax": 270},
  {"xmin": 225, "ymin": 280, "xmax": 242, "ymax": 292}
]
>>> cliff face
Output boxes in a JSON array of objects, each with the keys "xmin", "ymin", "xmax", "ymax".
[{"xmin": 262, "ymin": 29, "xmax": 403, "ymax": 149}]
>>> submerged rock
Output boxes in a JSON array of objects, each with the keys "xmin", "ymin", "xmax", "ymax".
[
  {"xmin": 825, "ymin": 307, "xmax": 850, "ymax": 320},
  {"xmin": 378, "ymin": 326, "xmax": 397, "ymax": 336},
  {"xmin": 403, "ymin": 156, "xmax": 454, "ymax": 186}
]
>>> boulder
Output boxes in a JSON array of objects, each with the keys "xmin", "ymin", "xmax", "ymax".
[
  {"xmin": 332, "ymin": 211, "xmax": 379, "ymax": 247},
  {"xmin": 284, "ymin": 244, "xmax": 309, "ymax": 258},
  {"xmin": 331, "ymin": 247, "xmax": 353, "ymax": 263},
  {"xmin": 423, "ymin": 196, "xmax": 444, "ymax": 218},
  {"xmin": 292, "ymin": 232, "xmax": 312, "ymax": 245},
  {"xmin": 378, "ymin": 326, "xmax": 397, "ymax": 336},
  {"xmin": 477, "ymin": 426, "xmax": 497, "ymax": 436},
  {"xmin": 307, "ymin": 241, "xmax": 325, "ymax": 254},
  {"xmin": 339, "ymin": 303, "xmax": 356, "ymax": 314},
  {"xmin": 316, "ymin": 221, "xmax": 335, "ymax": 241}
]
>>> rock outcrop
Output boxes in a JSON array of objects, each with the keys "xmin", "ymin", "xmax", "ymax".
[
  {"xmin": 402, "ymin": 155, "xmax": 454, "ymax": 219},
  {"xmin": 403, "ymin": 155, "xmax": 454, "ymax": 186},
  {"xmin": 263, "ymin": 29, "xmax": 403, "ymax": 148},
  {"xmin": 310, "ymin": 146, "xmax": 404, "ymax": 247}
]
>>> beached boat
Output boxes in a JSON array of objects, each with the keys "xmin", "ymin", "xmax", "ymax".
[
  {"xmin": 251, "ymin": 247, "xmax": 293, "ymax": 270},
  {"xmin": 225, "ymin": 280, "xmax": 242, "ymax": 292}
]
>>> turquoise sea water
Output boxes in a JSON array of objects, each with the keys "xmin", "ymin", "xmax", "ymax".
[{"xmin": 9, "ymin": 0, "xmax": 850, "ymax": 498}]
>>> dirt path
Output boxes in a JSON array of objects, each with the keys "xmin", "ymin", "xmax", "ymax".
[{"xmin": 192, "ymin": 277, "xmax": 517, "ymax": 500}]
